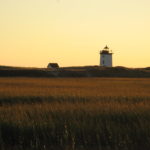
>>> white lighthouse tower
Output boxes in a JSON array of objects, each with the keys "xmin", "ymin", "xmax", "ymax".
[{"xmin": 100, "ymin": 45, "xmax": 113, "ymax": 67}]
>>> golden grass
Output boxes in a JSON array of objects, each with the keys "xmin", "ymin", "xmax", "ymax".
[
  {"xmin": 0, "ymin": 77, "xmax": 149, "ymax": 97},
  {"xmin": 0, "ymin": 77, "xmax": 150, "ymax": 150}
]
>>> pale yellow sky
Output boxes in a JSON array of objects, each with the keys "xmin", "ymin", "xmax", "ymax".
[{"xmin": 0, "ymin": 0, "xmax": 150, "ymax": 68}]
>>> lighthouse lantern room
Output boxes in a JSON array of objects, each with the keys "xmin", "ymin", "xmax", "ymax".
[{"xmin": 100, "ymin": 45, "xmax": 113, "ymax": 67}]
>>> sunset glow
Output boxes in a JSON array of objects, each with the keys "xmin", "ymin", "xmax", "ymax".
[{"xmin": 0, "ymin": 0, "xmax": 150, "ymax": 68}]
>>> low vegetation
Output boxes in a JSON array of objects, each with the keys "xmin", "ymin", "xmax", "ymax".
[
  {"xmin": 0, "ymin": 78, "xmax": 150, "ymax": 150},
  {"xmin": 0, "ymin": 65, "xmax": 150, "ymax": 77}
]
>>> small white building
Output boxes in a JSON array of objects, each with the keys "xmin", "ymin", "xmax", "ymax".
[{"xmin": 100, "ymin": 45, "xmax": 113, "ymax": 67}]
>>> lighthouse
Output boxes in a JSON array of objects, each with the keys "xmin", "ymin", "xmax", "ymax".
[{"xmin": 100, "ymin": 45, "xmax": 113, "ymax": 67}]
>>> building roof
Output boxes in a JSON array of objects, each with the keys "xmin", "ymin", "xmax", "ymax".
[{"xmin": 47, "ymin": 63, "xmax": 59, "ymax": 68}]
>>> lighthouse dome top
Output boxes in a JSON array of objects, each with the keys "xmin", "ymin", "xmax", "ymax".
[
  {"xmin": 100, "ymin": 45, "xmax": 113, "ymax": 55},
  {"xmin": 104, "ymin": 45, "xmax": 109, "ymax": 50}
]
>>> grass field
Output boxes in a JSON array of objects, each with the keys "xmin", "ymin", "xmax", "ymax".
[{"xmin": 0, "ymin": 77, "xmax": 150, "ymax": 150}]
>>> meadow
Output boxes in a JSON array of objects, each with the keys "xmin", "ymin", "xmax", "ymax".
[{"xmin": 0, "ymin": 77, "xmax": 150, "ymax": 150}]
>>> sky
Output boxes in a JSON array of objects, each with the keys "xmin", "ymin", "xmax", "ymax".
[{"xmin": 0, "ymin": 0, "xmax": 150, "ymax": 68}]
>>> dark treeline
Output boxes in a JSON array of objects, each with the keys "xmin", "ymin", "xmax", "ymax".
[{"xmin": 0, "ymin": 66, "xmax": 150, "ymax": 77}]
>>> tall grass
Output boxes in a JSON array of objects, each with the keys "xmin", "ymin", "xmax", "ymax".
[{"xmin": 0, "ymin": 78, "xmax": 149, "ymax": 150}]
